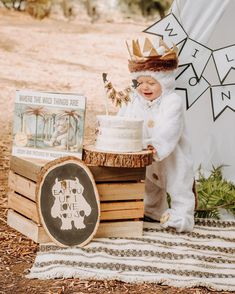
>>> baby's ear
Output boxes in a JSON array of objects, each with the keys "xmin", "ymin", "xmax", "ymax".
[{"xmin": 132, "ymin": 79, "xmax": 139, "ymax": 89}]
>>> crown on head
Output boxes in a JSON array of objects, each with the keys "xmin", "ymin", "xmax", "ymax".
[{"xmin": 127, "ymin": 37, "xmax": 178, "ymax": 73}]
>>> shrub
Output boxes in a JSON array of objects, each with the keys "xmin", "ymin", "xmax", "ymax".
[{"xmin": 195, "ymin": 165, "xmax": 235, "ymax": 219}]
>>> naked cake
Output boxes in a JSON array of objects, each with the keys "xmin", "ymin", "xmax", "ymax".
[{"xmin": 95, "ymin": 115, "xmax": 143, "ymax": 153}]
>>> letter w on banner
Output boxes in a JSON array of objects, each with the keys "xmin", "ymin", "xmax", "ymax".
[
  {"xmin": 210, "ymin": 84, "xmax": 235, "ymax": 121},
  {"xmin": 143, "ymin": 13, "xmax": 187, "ymax": 47}
]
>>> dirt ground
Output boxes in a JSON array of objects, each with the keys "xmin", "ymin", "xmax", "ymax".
[{"xmin": 0, "ymin": 10, "xmax": 232, "ymax": 294}]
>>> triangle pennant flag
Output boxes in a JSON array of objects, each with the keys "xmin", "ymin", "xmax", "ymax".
[
  {"xmin": 175, "ymin": 65, "xmax": 210, "ymax": 109},
  {"xmin": 213, "ymin": 45, "xmax": 235, "ymax": 84},
  {"xmin": 144, "ymin": 13, "xmax": 188, "ymax": 47},
  {"xmin": 210, "ymin": 84, "xmax": 235, "ymax": 121},
  {"xmin": 179, "ymin": 38, "xmax": 212, "ymax": 80}
]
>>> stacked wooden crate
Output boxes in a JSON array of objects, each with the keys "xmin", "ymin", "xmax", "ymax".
[{"xmin": 8, "ymin": 150, "xmax": 152, "ymax": 244}]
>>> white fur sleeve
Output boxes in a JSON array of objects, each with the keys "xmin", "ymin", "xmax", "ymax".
[{"xmin": 151, "ymin": 93, "xmax": 183, "ymax": 161}]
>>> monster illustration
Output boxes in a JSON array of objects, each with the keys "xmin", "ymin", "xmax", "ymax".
[
  {"xmin": 44, "ymin": 116, "xmax": 76, "ymax": 150},
  {"xmin": 51, "ymin": 177, "xmax": 91, "ymax": 230}
]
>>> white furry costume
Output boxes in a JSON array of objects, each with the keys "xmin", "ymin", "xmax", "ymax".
[{"xmin": 118, "ymin": 71, "xmax": 195, "ymax": 232}]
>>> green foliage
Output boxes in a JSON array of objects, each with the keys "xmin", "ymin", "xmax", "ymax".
[
  {"xmin": 139, "ymin": 0, "xmax": 172, "ymax": 18},
  {"xmin": 121, "ymin": 0, "xmax": 172, "ymax": 18},
  {"xmin": 195, "ymin": 165, "xmax": 235, "ymax": 219},
  {"xmin": 0, "ymin": 0, "xmax": 25, "ymax": 10},
  {"xmin": 0, "ymin": 0, "xmax": 52, "ymax": 18}
]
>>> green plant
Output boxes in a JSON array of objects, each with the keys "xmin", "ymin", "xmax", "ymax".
[
  {"xmin": 123, "ymin": 0, "xmax": 172, "ymax": 18},
  {"xmin": 195, "ymin": 165, "xmax": 235, "ymax": 219},
  {"xmin": 0, "ymin": 0, "xmax": 25, "ymax": 10}
]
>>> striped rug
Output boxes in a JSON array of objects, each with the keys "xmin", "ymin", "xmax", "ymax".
[{"xmin": 28, "ymin": 219, "xmax": 235, "ymax": 291}]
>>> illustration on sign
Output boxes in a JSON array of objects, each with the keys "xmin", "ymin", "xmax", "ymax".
[
  {"xmin": 37, "ymin": 158, "xmax": 100, "ymax": 247},
  {"xmin": 12, "ymin": 90, "xmax": 86, "ymax": 160},
  {"xmin": 51, "ymin": 178, "xmax": 92, "ymax": 230}
]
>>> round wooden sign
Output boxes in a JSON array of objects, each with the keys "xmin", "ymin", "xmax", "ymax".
[{"xmin": 36, "ymin": 156, "xmax": 100, "ymax": 247}]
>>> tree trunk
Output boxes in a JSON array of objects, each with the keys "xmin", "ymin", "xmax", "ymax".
[{"xmin": 34, "ymin": 115, "xmax": 38, "ymax": 148}]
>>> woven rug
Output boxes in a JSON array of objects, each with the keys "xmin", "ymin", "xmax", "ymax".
[{"xmin": 28, "ymin": 219, "xmax": 235, "ymax": 291}]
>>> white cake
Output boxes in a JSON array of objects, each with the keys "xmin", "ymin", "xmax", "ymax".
[{"xmin": 95, "ymin": 115, "xmax": 143, "ymax": 152}]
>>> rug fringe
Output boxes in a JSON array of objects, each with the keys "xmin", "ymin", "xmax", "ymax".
[{"xmin": 27, "ymin": 270, "xmax": 235, "ymax": 291}]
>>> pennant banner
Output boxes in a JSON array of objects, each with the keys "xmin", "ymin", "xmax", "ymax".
[
  {"xmin": 210, "ymin": 84, "xmax": 235, "ymax": 121},
  {"xmin": 144, "ymin": 12, "xmax": 235, "ymax": 121},
  {"xmin": 179, "ymin": 38, "xmax": 212, "ymax": 80},
  {"xmin": 176, "ymin": 65, "xmax": 210, "ymax": 109},
  {"xmin": 143, "ymin": 13, "xmax": 187, "ymax": 47},
  {"xmin": 213, "ymin": 45, "xmax": 235, "ymax": 84}
]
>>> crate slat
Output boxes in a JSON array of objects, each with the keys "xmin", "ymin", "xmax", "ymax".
[
  {"xmin": 95, "ymin": 221, "xmax": 143, "ymax": 238},
  {"xmin": 87, "ymin": 166, "xmax": 146, "ymax": 182},
  {"xmin": 100, "ymin": 209, "xmax": 143, "ymax": 221},
  {"xmin": 100, "ymin": 201, "xmax": 144, "ymax": 212},
  {"xmin": 8, "ymin": 192, "xmax": 40, "ymax": 224},
  {"xmin": 7, "ymin": 209, "xmax": 51, "ymax": 243},
  {"xmin": 8, "ymin": 171, "xmax": 36, "ymax": 201},
  {"xmin": 97, "ymin": 182, "xmax": 144, "ymax": 201},
  {"xmin": 10, "ymin": 156, "xmax": 45, "ymax": 182}
]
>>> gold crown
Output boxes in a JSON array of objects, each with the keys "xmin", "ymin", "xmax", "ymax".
[{"xmin": 126, "ymin": 37, "xmax": 178, "ymax": 72}]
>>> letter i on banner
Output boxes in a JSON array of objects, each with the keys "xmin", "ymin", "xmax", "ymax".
[
  {"xmin": 210, "ymin": 84, "xmax": 235, "ymax": 121},
  {"xmin": 179, "ymin": 38, "xmax": 212, "ymax": 80},
  {"xmin": 176, "ymin": 66, "xmax": 210, "ymax": 109},
  {"xmin": 143, "ymin": 13, "xmax": 187, "ymax": 47}
]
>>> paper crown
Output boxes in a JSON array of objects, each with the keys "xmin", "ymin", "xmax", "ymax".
[{"xmin": 127, "ymin": 37, "xmax": 178, "ymax": 73}]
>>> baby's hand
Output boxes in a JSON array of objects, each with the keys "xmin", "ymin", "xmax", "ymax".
[{"xmin": 147, "ymin": 144, "xmax": 156, "ymax": 154}]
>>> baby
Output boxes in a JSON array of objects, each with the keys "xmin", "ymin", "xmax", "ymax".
[{"xmin": 117, "ymin": 38, "xmax": 195, "ymax": 232}]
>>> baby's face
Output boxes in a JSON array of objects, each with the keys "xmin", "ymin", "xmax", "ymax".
[{"xmin": 136, "ymin": 76, "xmax": 162, "ymax": 101}]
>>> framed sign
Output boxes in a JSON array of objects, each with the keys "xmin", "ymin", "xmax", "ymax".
[{"xmin": 37, "ymin": 156, "xmax": 100, "ymax": 247}]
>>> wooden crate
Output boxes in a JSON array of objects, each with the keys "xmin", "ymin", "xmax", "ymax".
[{"xmin": 7, "ymin": 156, "xmax": 147, "ymax": 243}]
